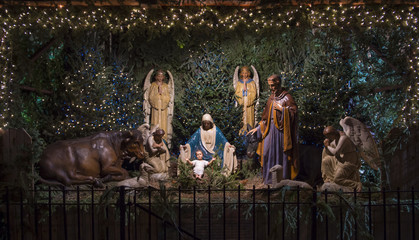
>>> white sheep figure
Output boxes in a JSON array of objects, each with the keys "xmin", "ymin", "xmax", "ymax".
[
  {"xmin": 269, "ymin": 164, "xmax": 313, "ymax": 190},
  {"xmin": 116, "ymin": 162, "xmax": 155, "ymax": 188},
  {"xmin": 320, "ymin": 182, "xmax": 352, "ymax": 192},
  {"xmin": 269, "ymin": 164, "xmax": 283, "ymax": 185}
]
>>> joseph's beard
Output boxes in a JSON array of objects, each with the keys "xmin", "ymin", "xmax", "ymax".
[{"xmin": 273, "ymin": 88, "xmax": 283, "ymax": 95}]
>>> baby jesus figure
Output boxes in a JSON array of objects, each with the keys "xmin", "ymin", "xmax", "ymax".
[{"xmin": 186, "ymin": 150, "xmax": 216, "ymax": 179}]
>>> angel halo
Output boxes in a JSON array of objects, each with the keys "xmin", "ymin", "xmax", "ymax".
[
  {"xmin": 233, "ymin": 65, "xmax": 260, "ymax": 135},
  {"xmin": 143, "ymin": 69, "xmax": 175, "ymax": 147}
]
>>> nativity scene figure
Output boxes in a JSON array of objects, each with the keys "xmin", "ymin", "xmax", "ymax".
[
  {"xmin": 116, "ymin": 162, "xmax": 155, "ymax": 189},
  {"xmin": 320, "ymin": 117, "xmax": 380, "ymax": 192},
  {"xmin": 186, "ymin": 150, "xmax": 216, "ymax": 179},
  {"xmin": 144, "ymin": 126, "xmax": 171, "ymax": 178},
  {"xmin": 179, "ymin": 114, "xmax": 238, "ymax": 176},
  {"xmin": 233, "ymin": 65, "xmax": 259, "ymax": 135},
  {"xmin": 269, "ymin": 164, "xmax": 313, "ymax": 189},
  {"xmin": 143, "ymin": 69, "xmax": 175, "ymax": 147},
  {"xmin": 247, "ymin": 74, "xmax": 299, "ymax": 185},
  {"xmin": 39, "ymin": 125, "xmax": 149, "ymax": 187}
]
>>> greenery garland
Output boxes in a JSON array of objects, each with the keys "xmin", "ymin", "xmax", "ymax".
[{"xmin": 0, "ymin": 5, "xmax": 417, "ymax": 188}]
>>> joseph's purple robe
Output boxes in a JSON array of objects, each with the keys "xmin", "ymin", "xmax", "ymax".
[{"xmin": 256, "ymin": 90, "xmax": 298, "ymax": 184}]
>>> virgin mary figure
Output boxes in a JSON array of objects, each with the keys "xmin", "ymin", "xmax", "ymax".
[{"xmin": 179, "ymin": 114, "xmax": 238, "ymax": 176}]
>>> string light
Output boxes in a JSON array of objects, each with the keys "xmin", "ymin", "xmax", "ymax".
[{"xmin": 0, "ymin": 5, "xmax": 417, "ymax": 130}]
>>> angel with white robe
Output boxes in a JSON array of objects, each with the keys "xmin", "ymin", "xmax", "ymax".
[
  {"xmin": 321, "ymin": 117, "xmax": 380, "ymax": 192},
  {"xmin": 233, "ymin": 66, "xmax": 259, "ymax": 135},
  {"xmin": 143, "ymin": 69, "xmax": 175, "ymax": 147}
]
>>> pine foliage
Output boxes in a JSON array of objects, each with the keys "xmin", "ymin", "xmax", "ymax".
[
  {"xmin": 1, "ymin": 6, "xmax": 418, "ymax": 188},
  {"xmin": 296, "ymin": 30, "xmax": 353, "ymax": 144},
  {"xmin": 174, "ymin": 157, "xmax": 240, "ymax": 189},
  {"xmin": 55, "ymin": 49, "xmax": 143, "ymax": 138},
  {"xmin": 172, "ymin": 45, "xmax": 244, "ymax": 155}
]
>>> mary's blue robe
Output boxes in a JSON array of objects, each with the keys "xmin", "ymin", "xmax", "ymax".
[{"xmin": 187, "ymin": 126, "xmax": 228, "ymax": 166}]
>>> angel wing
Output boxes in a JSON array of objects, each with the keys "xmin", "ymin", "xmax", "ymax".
[
  {"xmin": 143, "ymin": 69, "xmax": 154, "ymax": 125},
  {"xmin": 233, "ymin": 66, "xmax": 240, "ymax": 90},
  {"xmin": 137, "ymin": 123, "xmax": 151, "ymax": 147},
  {"xmin": 250, "ymin": 65, "xmax": 260, "ymax": 121},
  {"xmin": 250, "ymin": 65, "xmax": 259, "ymax": 99},
  {"xmin": 166, "ymin": 70, "xmax": 175, "ymax": 148},
  {"xmin": 339, "ymin": 117, "xmax": 380, "ymax": 170}
]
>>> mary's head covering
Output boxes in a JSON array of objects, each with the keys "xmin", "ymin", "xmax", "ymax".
[{"xmin": 202, "ymin": 114, "xmax": 213, "ymax": 124}]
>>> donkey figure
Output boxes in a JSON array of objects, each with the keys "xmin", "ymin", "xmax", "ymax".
[
  {"xmin": 243, "ymin": 124, "xmax": 261, "ymax": 171},
  {"xmin": 245, "ymin": 124, "xmax": 259, "ymax": 159}
]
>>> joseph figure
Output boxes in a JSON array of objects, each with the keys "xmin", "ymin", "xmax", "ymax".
[{"xmin": 248, "ymin": 74, "xmax": 299, "ymax": 184}]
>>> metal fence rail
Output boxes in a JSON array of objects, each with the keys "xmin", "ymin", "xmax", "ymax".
[{"xmin": 0, "ymin": 186, "xmax": 417, "ymax": 240}]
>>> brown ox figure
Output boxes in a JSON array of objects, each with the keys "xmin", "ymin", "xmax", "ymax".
[{"xmin": 39, "ymin": 130, "xmax": 145, "ymax": 187}]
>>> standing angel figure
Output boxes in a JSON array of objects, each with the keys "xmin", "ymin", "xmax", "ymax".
[
  {"xmin": 233, "ymin": 66, "xmax": 259, "ymax": 135},
  {"xmin": 143, "ymin": 69, "xmax": 175, "ymax": 147},
  {"xmin": 321, "ymin": 117, "xmax": 380, "ymax": 192}
]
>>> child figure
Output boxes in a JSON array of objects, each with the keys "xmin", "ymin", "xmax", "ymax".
[{"xmin": 186, "ymin": 150, "xmax": 216, "ymax": 179}]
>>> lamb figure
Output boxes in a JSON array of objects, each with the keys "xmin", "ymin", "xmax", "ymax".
[
  {"xmin": 269, "ymin": 165, "xmax": 313, "ymax": 190},
  {"xmin": 116, "ymin": 162, "xmax": 155, "ymax": 188}
]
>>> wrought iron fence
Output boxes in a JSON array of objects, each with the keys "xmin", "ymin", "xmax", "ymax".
[{"xmin": 0, "ymin": 186, "xmax": 417, "ymax": 240}]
